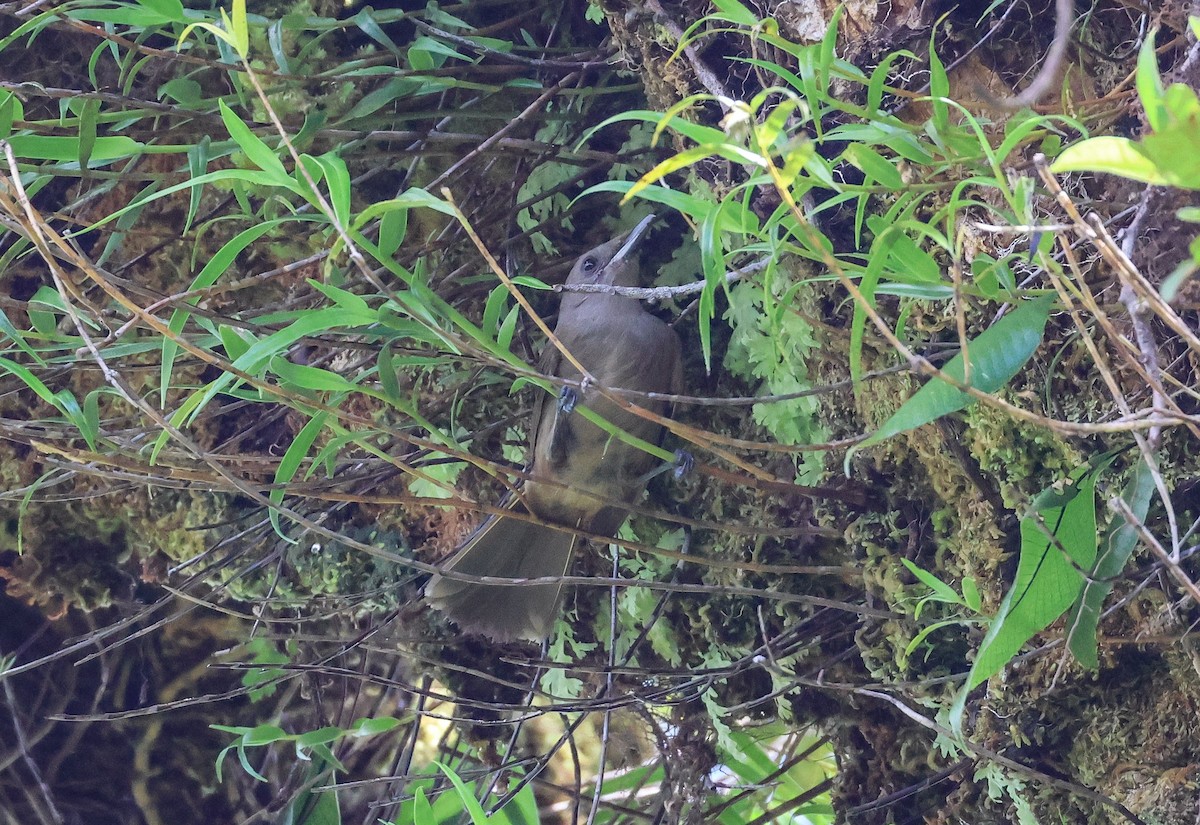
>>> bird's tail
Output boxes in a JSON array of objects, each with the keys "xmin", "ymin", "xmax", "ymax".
[{"xmin": 425, "ymin": 509, "xmax": 577, "ymax": 642}]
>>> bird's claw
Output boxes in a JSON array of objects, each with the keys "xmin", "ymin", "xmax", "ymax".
[
  {"xmin": 557, "ymin": 386, "xmax": 578, "ymax": 415},
  {"xmin": 673, "ymin": 449, "xmax": 694, "ymax": 480}
]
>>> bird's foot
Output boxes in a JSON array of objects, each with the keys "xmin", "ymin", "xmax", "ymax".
[
  {"xmin": 673, "ymin": 449, "xmax": 695, "ymax": 481},
  {"xmin": 636, "ymin": 450, "xmax": 695, "ymax": 486},
  {"xmin": 557, "ymin": 386, "xmax": 578, "ymax": 415}
]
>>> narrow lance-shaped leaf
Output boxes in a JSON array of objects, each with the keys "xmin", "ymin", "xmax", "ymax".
[{"xmin": 1065, "ymin": 460, "xmax": 1156, "ymax": 668}]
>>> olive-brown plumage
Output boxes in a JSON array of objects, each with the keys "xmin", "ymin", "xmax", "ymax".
[{"xmin": 426, "ymin": 216, "xmax": 683, "ymax": 641}]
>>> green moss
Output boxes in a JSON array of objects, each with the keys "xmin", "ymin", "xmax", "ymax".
[{"xmin": 963, "ymin": 400, "xmax": 1083, "ymax": 511}]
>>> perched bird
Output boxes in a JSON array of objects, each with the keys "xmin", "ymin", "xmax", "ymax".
[{"xmin": 426, "ymin": 215, "xmax": 684, "ymax": 641}]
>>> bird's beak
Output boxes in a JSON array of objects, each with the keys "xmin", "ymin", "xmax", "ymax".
[{"xmin": 608, "ymin": 214, "xmax": 656, "ymax": 269}]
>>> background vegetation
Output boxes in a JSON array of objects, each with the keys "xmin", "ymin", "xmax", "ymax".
[{"xmin": 1, "ymin": 0, "xmax": 1198, "ymax": 823}]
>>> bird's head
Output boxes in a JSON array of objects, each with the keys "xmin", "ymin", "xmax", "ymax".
[{"xmin": 565, "ymin": 214, "xmax": 655, "ymax": 290}]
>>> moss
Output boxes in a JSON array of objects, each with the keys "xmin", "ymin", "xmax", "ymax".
[{"xmin": 963, "ymin": 399, "xmax": 1083, "ymax": 511}]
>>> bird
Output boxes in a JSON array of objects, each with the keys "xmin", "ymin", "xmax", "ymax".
[{"xmin": 426, "ymin": 214, "xmax": 684, "ymax": 642}]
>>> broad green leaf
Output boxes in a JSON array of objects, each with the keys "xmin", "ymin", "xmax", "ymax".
[
  {"xmin": 1051, "ymin": 136, "xmax": 1174, "ymax": 185},
  {"xmin": 229, "ymin": 307, "xmax": 367, "ymax": 374},
  {"xmin": 295, "ymin": 726, "xmax": 343, "ymax": 747},
  {"xmin": 352, "ymin": 8, "xmax": 401, "ymax": 55},
  {"xmin": 950, "ymin": 459, "xmax": 1109, "ymax": 731},
  {"xmin": 580, "ymin": 110, "xmax": 728, "ymax": 150},
  {"xmin": 0, "ymin": 92, "xmax": 19, "ymax": 138},
  {"xmin": 271, "ymin": 359, "xmax": 360, "ymax": 394},
  {"xmin": 413, "ymin": 788, "xmax": 434, "ymax": 825},
  {"xmin": 293, "ymin": 784, "xmax": 340, "ymax": 825},
  {"xmin": 137, "ymin": 0, "xmax": 185, "ymax": 20},
  {"xmin": 350, "ymin": 716, "xmax": 402, "ymax": 736},
  {"xmin": 377, "ymin": 207, "xmax": 408, "ymax": 258},
  {"xmin": 849, "ymin": 296, "xmax": 1054, "ymax": 465},
  {"xmin": 243, "ymin": 724, "xmax": 289, "ymax": 745},
  {"xmin": 68, "ymin": 6, "xmax": 178, "ymax": 25},
  {"xmin": 307, "ymin": 279, "xmax": 374, "ymax": 320}
]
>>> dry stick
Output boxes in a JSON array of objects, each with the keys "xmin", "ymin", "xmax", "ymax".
[
  {"xmin": 585, "ymin": 548, "xmax": 622, "ymax": 825},
  {"xmin": 950, "ymin": 258, "xmax": 971, "ymax": 385},
  {"xmin": 1037, "ymin": 158, "xmax": 1200, "ymax": 356},
  {"xmin": 557, "ymin": 256, "xmax": 765, "ymax": 299},
  {"xmin": 0, "ymin": 673, "xmax": 64, "ymax": 824},
  {"xmin": 1111, "ymin": 496, "xmax": 1200, "ymax": 606},
  {"xmin": 233, "ymin": 63, "xmax": 541, "ymax": 505},
  {"xmin": 645, "ymin": 0, "xmax": 736, "ymax": 105},
  {"xmin": 1051, "ymin": 242, "xmax": 1182, "ymax": 563},
  {"xmin": 425, "ymin": 70, "xmax": 582, "ymax": 192},
  {"xmin": 887, "ymin": 0, "xmax": 1025, "ymax": 117},
  {"xmin": 988, "ymin": 0, "xmax": 1075, "ymax": 110}
]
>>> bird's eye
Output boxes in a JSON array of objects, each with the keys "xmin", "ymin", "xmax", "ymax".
[{"xmin": 582, "ymin": 257, "xmax": 597, "ymax": 272}]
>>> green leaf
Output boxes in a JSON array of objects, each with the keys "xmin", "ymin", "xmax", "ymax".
[
  {"xmin": 271, "ymin": 359, "xmax": 360, "ymax": 394},
  {"xmin": 377, "ymin": 207, "xmax": 408, "ymax": 258},
  {"xmin": 962, "ymin": 577, "xmax": 981, "ymax": 613},
  {"xmin": 6, "ymin": 135, "xmax": 143, "ymax": 163},
  {"xmin": 580, "ymin": 110, "xmax": 728, "ymax": 151},
  {"xmin": 1136, "ymin": 27, "xmax": 1166, "ymax": 132},
  {"xmin": 244, "ymin": 723, "xmax": 289, "ymax": 745},
  {"xmin": 951, "ymin": 460, "xmax": 1112, "ymax": 731},
  {"xmin": 269, "ymin": 412, "xmax": 328, "ymax": 533},
  {"xmin": 306, "ymin": 279, "xmax": 374, "ymax": 321},
  {"xmin": 295, "ymin": 726, "xmax": 344, "ymax": 747},
  {"xmin": 1065, "ymin": 460, "xmax": 1155, "ymax": 667},
  {"xmin": 1051, "ymin": 136, "xmax": 1176, "ymax": 185},
  {"xmin": 970, "ymin": 469, "xmax": 1099, "ymax": 683},
  {"xmin": 184, "ymin": 137, "xmax": 211, "ymax": 231},
  {"xmin": 413, "ymin": 787, "xmax": 435, "ymax": 825},
  {"xmin": 850, "ymin": 296, "xmax": 1054, "ymax": 464},
  {"xmin": 843, "ymin": 143, "xmax": 903, "ymax": 188},
  {"xmin": 219, "ymin": 99, "xmax": 288, "ymax": 180},
  {"xmin": 901, "ymin": 558, "xmax": 962, "ymax": 605},
  {"xmin": 76, "ymin": 97, "xmax": 99, "ymax": 169},
  {"xmin": 0, "ymin": 308, "xmax": 47, "ymax": 366},
  {"xmin": 293, "ymin": 785, "xmax": 340, "ymax": 825},
  {"xmin": 710, "ymin": 0, "xmax": 758, "ymax": 26},
  {"xmin": 352, "ymin": 7, "xmax": 401, "ymax": 55},
  {"xmin": 433, "ymin": 762, "xmax": 491, "ymax": 825},
  {"xmin": 303, "ymin": 152, "xmax": 352, "ymax": 223},
  {"xmin": 0, "ymin": 357, "xmax": 71, "ymax": 411},
  {"xmin": 161, "ymin": 220, "xmax": 288, "ymax": 406},
  {"xmin": 349, "ymin": 716, "xmax": 402, "ymax": 736},
  {"xmin": 229, "ymin": 307, "xmax": 364, "ymax": 374},
  {"xmin": 0, "ymin": 92, "xmax": 20, "ymax": 139}
]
